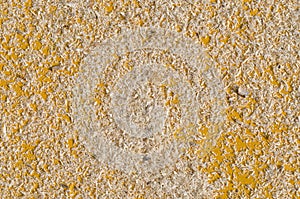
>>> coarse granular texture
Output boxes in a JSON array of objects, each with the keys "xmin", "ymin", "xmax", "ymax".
[
  {"xmin": 0, "ymin": 0, "xmax": 299, "ymax": 199},
  {"xmin": 72, "ymin": 27, "xmax": 227, "ymax": 177}
]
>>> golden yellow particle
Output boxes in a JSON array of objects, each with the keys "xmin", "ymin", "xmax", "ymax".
[
  {"xmin": 138, "ymin": 19, "xmax": 144, "ymax": 26},
  {"xmin": 208, "ymin": 172, "xmax": 220, "ymax": 183},
  {"xmin": 279, "ymin": 87, "xmax": 289, "ymax": 95},
  {"xmin": 171, "ymin": 94, "xmax": 179, "ymax": 104},
  {"xmin": 211, "ymin": 146, "xmax": 224, "ymax": 162},
  {"xmin": 24, "ymin": 151, "xmax": 37, "ymax": 161},
  {"xmin": 24, "ymin": 0, "xmax": 32, "ymax": 7},
  {"xmin": 71, "ymin": 150, "xmax": 78, "ymax": 158},
  {"xmin": 10, "ymin": 52, "xmax": 18, "ymax": 61},
  {"xmin": 43, "ymin": 164, "xmax": 49, "ymax": 172},
  {"xmin": 15, "ymin": 160, "xmax": 24, "ymax": 169},
  {"xmin": 53, "ymin": 159, "xmax": 61, "ymax": 165},
  {"xmin": 31, "ymin": 171, "xmax": 40, "ymax": 179},
  {"xmin": 94, "ymin": 98, "xmax": 102, "ymax": 105},
  {"xmin": 201, "ymin": 35, "xmax": 211, "ymax": 45},
  {"xmin": 123, "ymin": 60, "xmax": 133, "ymax": 70},
  {"xmin": 0, "ymin": 94, "xmax": 7, "ymax": 101},
  {"xmin": 228, "ymin": 108, "xmax": 242, "ymax": 121},
  {"xmin": 41, "ymin": 76, "xmax": 52, "ymax": 83},
  {"xmin": 105, "ymin": 2, "xmax": 114, "ymax": 14},
  {"xmin": 67, "ymin": 138, "xmax": 74, "ymax": 149},
  {"xmin": 243, "ymin": 5, "xmax": 249, "ymax": 10},
  {"xmin": 32, "ymin": 40, "xmax": 43, "ymax": 51},
  {"xmin": 198, "ymin": 126, "xmax": 208, "ymax": 137},
  {"xmin": 30, "ymin": 182, "xmax": 39, "ymax": 194},
  {"xmin": 235, "ymin": 136, "xmax": 246, "ymax": 151},
  {"xmin": 220, "ymin": 35, "xmax": 230, "ymax": 44},
  {"xmin": 41, "ymin": 46, "xmax": 50, "ymax": 56},
  {"xmin": 19, "ymin": 40, "xmax": 29, "ymax": 50},
  {"xmin": 40, "ymin": 90, "xmax": 48, "ymax": 100},
  {"xmin": 77, "ymin": 175, "xmax": 83, "ymax": 183},
  {"xmin": 0, "ymin": 63, "xmax": 4, "ymax": 70},
  {"xmin": 30, "ymin": 103, "xmax": 37, "ymax": 111},
  {"xmin": 49, "ymin": 5, "xmax": 57, "ymax": 13},
  {"xmin": 64, "ymin": 114, "xmax": 71, "ymax": 123},
  {"xmin": 12, "ymin": 82, "xmax": 24, "ymax": 96},
  {"xmin": 176, "ymin": 25, "xmax": 182, "ymax": 32},
  {"xmin": 0, "ymin": 79, "xmax": 8, "ymax": 89},
  {"xmin": 283, "ymin": 164, "xmax": 296, "ymax": 172},
  {"xmin": 250, "ymin": 9, "xmax": 259, "ymax": 16},
  {"xmin": 165, "ymin": 100, "xmax": 171, "ymax": 106},
  {"xmin": 69, "ymin": 182, "xmax": 76, "ymax": 192}
]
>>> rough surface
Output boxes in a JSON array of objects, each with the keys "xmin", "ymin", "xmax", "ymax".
[{"xmin": 0, "ymin": 0, "xmax": 299, "ymax": 198}]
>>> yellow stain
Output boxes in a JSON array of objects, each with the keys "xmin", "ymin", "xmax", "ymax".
[
  {"xmin": 228, "ymin": 108, "xmax": 242, "ymax": 121},
  {"xmin": 235, "ymin": 136, "xmax": 246, "ymax": 151},
  {"xmin": 201, "ymin": 35, "xmax": 211, "ymax": 45},
  {"xmin": 284, "ymin": 164, "xmax": 296, "ymax": 172},
  {"xmin": 67, "ymin": 138, "xmax": 74, "ymax": 149},
  {"xmin": 94, "ymin": 98, "xmax": 102, "ymax": 105},
  {"xmin": 171, "ymin": 94, "xmax": 179, "ymax": 104},
  {"xmin": 220, "ymin": 35, "xmax": 230, "ymax": 44},
  {"xmin": 40, "ymin": 90, "xmax": 48, "ymax": 100},
  {"xmin": 41, "ymin": 46, "xmax": 50, "ymax": 56},
  {"xmin": 176, "ymin": 24, "xmax": 182, "ymax": 32},
  {"xmin": 105, "ymin": 2, "xmax": 114, "ymax": 13},
  {"xmin": 250, "ymin": 9, "xmax": 259, "ymax": 16},
  {"xmin": 0, "ymin": 79, "xmax": 8, "ymax": 89},
  {"xmin": 32, "ymin": 40, "xmax": 42, "ymax": 51}
]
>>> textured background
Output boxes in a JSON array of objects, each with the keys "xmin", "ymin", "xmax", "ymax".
[{"xmin": 0, "ymin": 0, "xmax": 299, "ymax": 198}]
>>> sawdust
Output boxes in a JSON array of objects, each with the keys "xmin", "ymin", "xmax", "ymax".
[{"xmin": 0, "ymin": 0, "xmax": 299, "ymax": 198}]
